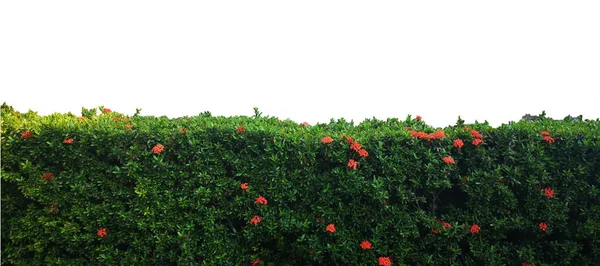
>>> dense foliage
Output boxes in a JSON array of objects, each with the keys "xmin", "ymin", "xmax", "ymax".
[{"xmin": 2, "ymin": 103, "xmax": 599, "ymax": 265}]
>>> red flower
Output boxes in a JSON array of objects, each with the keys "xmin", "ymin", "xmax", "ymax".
[
  {"xmin": 42, "ymin": 172, "xmax": 53, "ymax": 180},
  {"xmin": 410, "ymin": 131, "xmax": 428, "ymax": 139},
  {"xmin": 378, "ymin": 256, "xmax": 392, "ymax": 266},
  {"xmin": 443, "ymin": 222, "xmax": 452, "ymax": 229},
  {"xmin": 300, "ymin": 122, "xmax": 310, "ymax": 126},
  {"xmin": 470, "ymin": 224, "xmax": 480, "ymax": 234},
  {"xmin": 249, "ymin": 215, "xmax": 262, "ymax": 225},
  {"xmin": 360, "ymin": 240, "xmax": 372, "ymax": 250},
  {"xmin": 544, "ymin": 188, "xmax": 555, "ymax": 198},
  {"xmin": 470, "ymin": 130, "xmax": 483, "ymax": 139},
  {"xmin": 102, "ymin": 108, "xmax": 112, "ymax": 114},
  {"xmin": 21, "ymin": 131, "xmax": 33, "ymax": 139},
  {"xmin": 358, "ymin": 149, "xmax": 369, "ymax": 157},
  {"xmin": 453, "ymin": 139, "xmax": 464, "ymax": 148},
  {"xmin": 522, "ymin": 263, "xmax": 534, "ymax": 266},
  {"xmin": 97, "ymin": 228, "xmax": 107, "ymax": 237},
  {"xmin": 539, "ymin": 222, "xmax": 548, "ymax": 231},
  {"xmin": 241, "ymin": 183, "xmax": 248, "ymax": 190},
  {"xmin": 347, "ymin": 159, "xmax": 358, "ymax": 170},
  {"xmin": 152, "ymin": 144, "xmax": 164, "ymax": 154},
  {"xmin": 350, "ymin": 141, "xmax": 362, "ymax": 152},
  {"xmin": 443, "ymin": 156, "xmax": 456, "ymax": 165},
  {"xmin": 426, "ymin": 130, "xmax": 445, "ymax": 140},
  {"xmin": 543, "ymin": 136, "xmax": 555, "ymax": 143},
  {"xmin": 321, "ymin": 136, "xmax": 334, "ymax": 144},
  {"xmin": 179, "ymin": 127, "xmax": 187, "ymax": 134},
  {"xmin": 541, "ymin": 131, "xmax": 550, "ymax": 136},
  {"xmin": 346, "ymin": 137, "xmax": 354, "ymax": 145},
  {"xmin": 78, "ymin": 116, "xmax": 86, "ymax": 121},
  {"xmin": 326, "ymin": 224, "xmax": 336, "ymax": 233},
  {"xmin": 472, "ymin": 138, "xmax": 483, "ymax": 146},
  {"xmin": 416, "ymin": 115, "xmax": 422, "ymax": 121},
  {"xmin": 251, "ymin": 259, "xmax": 261, "ymax": 266},
  {"xmin": 255, "ymin": 196, "xmax": 268, "ymax": 205},
  {"xmin": 431, "ymin": 228, "xmax": 440, "ymax": 234},
  {"xmin": 63, "ymin": 138, "xmax": 74, "ymax": 144},
  {"xmin": 125, "ymin": 125, "xmax": 133, "ymax": 130},
  {"xmin": 237, "ymin": 125, "xmax": 245, "ymax": 133}
]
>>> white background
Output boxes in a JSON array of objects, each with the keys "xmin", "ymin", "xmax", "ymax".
[{"xmin": 1, "ymin": 1, "xmax": 599, "ymax": 128}]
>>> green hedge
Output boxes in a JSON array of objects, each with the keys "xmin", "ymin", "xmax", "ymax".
[{"xmin": 2, "ymin": 103, "xmax": 600, "ymax": 265}]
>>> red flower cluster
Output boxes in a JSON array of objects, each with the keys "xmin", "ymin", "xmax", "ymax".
[
  {"xmin": 416, "ymin": 115, "xmax": 422, "ymax": 121},
  {"xmin": 539, "ymin": 222, "xmax": 548, "ymax": 231},
  {"xmin": 152, "ymin": 144, "xmax": 165, "ymax": 154},
  {"xmin": 350, "ymin": 141, "xmax": 362, "ymax": 152},
  {"xmin": 543, "ymin": 135, "xmax": 555, "ymax": 143},
  {"xmin": 360, "ymin": 240, "xmax": 372, "ymax": 250},
  {"xmin": 251, "ymin": 259, "xmax": 261, "ymax": 266},
  {"xmin": 470, "ymin": 129, "xmax": 483, "ymax": 139},
  {"xmin": 241, "ymin": 183, "xmax": 248, "ymax": 191},
  {"xmin": 443, "ymin": 156, "xmax": 456, "ymax": 165},
  {"xmin": 63, "ymin": 138, "xmax": 74, "ymax": 144},
  {"xmin": 78, "ymin": 116, "xmax": 86, "ymax": 121},
  {"xmin": 358, "ymin": 149, "xmax": 369, "ymax": 157},
  {"xmin": 249, "ymin": 215, "xmax": 262, "ymax": 225},
  {"xmin": 255, "ymin": 196, "xmax": 268, "ymax": 205},
  {"xmin": 541, "ymin": 131, "xmax": 550, "ymax": 136},
  {"xmin": 322, "ymin": 136, "xmax": 334, "ymax": 144},
  {"xmin": 237, "ymin": 125, "xmax": 245, "ymax": 133},
  {"xmin": 378, "ymin": 256, "xmax": 392, "ymax": 266},
  {"xmin": 470, "ymin": 224, "xmax": 480, "ymax": 234},
  {"xmin": 346, "ymin": 137, "xmax": 354, "ymax": 145},
  {"xmin": 472, "ymin": 138, "xmax": 484, "ymax": 146},
  {"xmin": 126, "ymin": 125, "xmax": 133, "ymax": 130},
  {"xmin": 326, "ymin": 224, "xmax": 336, "ymax": 233},
  {"xmin": 97, "ymin": 228, "xmax": 107, "ymax": 237},
  {"xmin": 103, "ymin": 108, "xmax": 112, "ymax": 114},
  {"xmin": 300, "ymin": 122, "xmax": 310, "ymax": 126},
  {"xmin": 348, "ymin": 159, "xmax": 358, "ymax": 170},
  {"xmin": 522, "ymin": 263, "xmax": 534, "ymax": 266},
  {"xmin": 432, "ymin": 220, "xmax": 452, "ymax": 234},
  {"xmin": 453, "ymin": 139, "xmax": 464, "ymax": 148},
  {"xmin": 42, "ymin": 172, "xmax": 53, "ymax": 180},
  {"xmin": 544, "ymin": 187, "xmax": 555, "ymax": 198},
  {"xmin": 21, "ymin": 131, "xmax": 33, "ymax": 139},
  {"xmin": 409, "ymin": 130, "xmax": 445, "ymax": 141},
  {"xmin": 179, "ymin": 127, "xmax": 187, "ymax": 134}
]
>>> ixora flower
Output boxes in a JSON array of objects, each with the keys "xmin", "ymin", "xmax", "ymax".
[
  {"xmin": 300, "ymin": 122, "xmax": 310, "ymax": 126},
  {"xmin": 453, "ymin": 139, "xmax": 464, "ymax": 148},
  {"xmin": 321, "ymin": 136, "xmax": 334, "ymax": 144},
  {"xmin": 126, "ymin": 125, "xmax": 133, "ymax": 130},
  {"xmin": 539, "ymin": 222, "xmax": 548, "ymax": 231},
  {"xmin": 102, "ymin": 108, "xmax": 112, "ymax": 114},
  {"xmin": 42, "ymin": 172, "xmax": 54, "ymax": 180},
  {"xmin": 346, "ymin": 137, "xmax": 354, "ymax": 144},
  {"xmin": 544, "ymin": 187, "xmax": 555, "ymax": 198},
  {"xmin": 543, "ymin": 135, "xmax": 555, "ymax": 143},
  {"xmin": 415, "ymin": 115, "xmax": 422, "ymax": 121},
  {"xmin": 236, "ymin": 125, "xmax": 245, "ymax": 133},
  {"xmin": 426, "ymin": 130, "xmax": 445, "ymax": 140},
  {"xmin": 472, "ymin": 138, "xmax": 484, "ymax": 146},
  {"xmin": 378, "ymin": 256, "xmax": 392, "ymax": 266},
  {"xmin": 63, "ymin": 138, "xmax": 74, "ymax": 144},
  {"xmin": 350, "ymin": 141, "xmax": 362, "ymax": 152},
  {"xmin": 540, "ymin": 131, "xmax": 550, "ymax": 136},
  {"xmin": 254, "ymin": 196, "xmax": 268, "ymax": 205},
  {"xmin": 522, "ymin": 263, "xmax": 534, "ymax": 266},
  {"xmin": 360, "ymin": 240, "xmax": 372, "ymax": 250},
  {"xmin": 470, "ymin": 130, "xmax": 483, "ymax": 139},
  {"xmin": 250, "ymin": 259, "xmax": 261, "ymax": 266},
  {"xmin": 240, "ymin": 183, "xmax": 249, "ymax": 190},
  {"xmin": 443, "ymin": 156, "xmax": 456, "ymax": 165},
  {"xmin": 470, "ymin": 224, "xmax": 481, "ymax": 234},
  {"xmin": 325, "ymin": 224, "xmax": 336, "ymax": 233},
  {"xmin": 97, "ymin": 228, "xmax": 107, "ymax": 237},
  {"xmin": 179, "ymin": 127, "xmax": 187, "ymax": 134},
  {"xmin": 358, "ymin": 149, "xmax": 369, "ymax": 157},
  {"xmin": 347, "ymin": 159, "xmax": 358, "ymax": 170},
  {"xmin": 21, "ymin": 131, "xmax": 33, "ymax": 139},
  {"xmin": 151, "ymin": 144, "xmax": 164, "ymax": 154},
  {"xmin": 249, "ymin": 215, "xmax": 262, "ymax": 225}
]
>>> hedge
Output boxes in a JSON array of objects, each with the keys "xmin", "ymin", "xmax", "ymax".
[{"xmin": 2, "ymin": 103, "xmax": 600, "ymax": 265}]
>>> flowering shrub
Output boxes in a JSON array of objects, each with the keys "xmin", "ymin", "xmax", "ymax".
[{"xmin": 2, "ymin": 105, "xmax": 599, "ymax": 265}]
